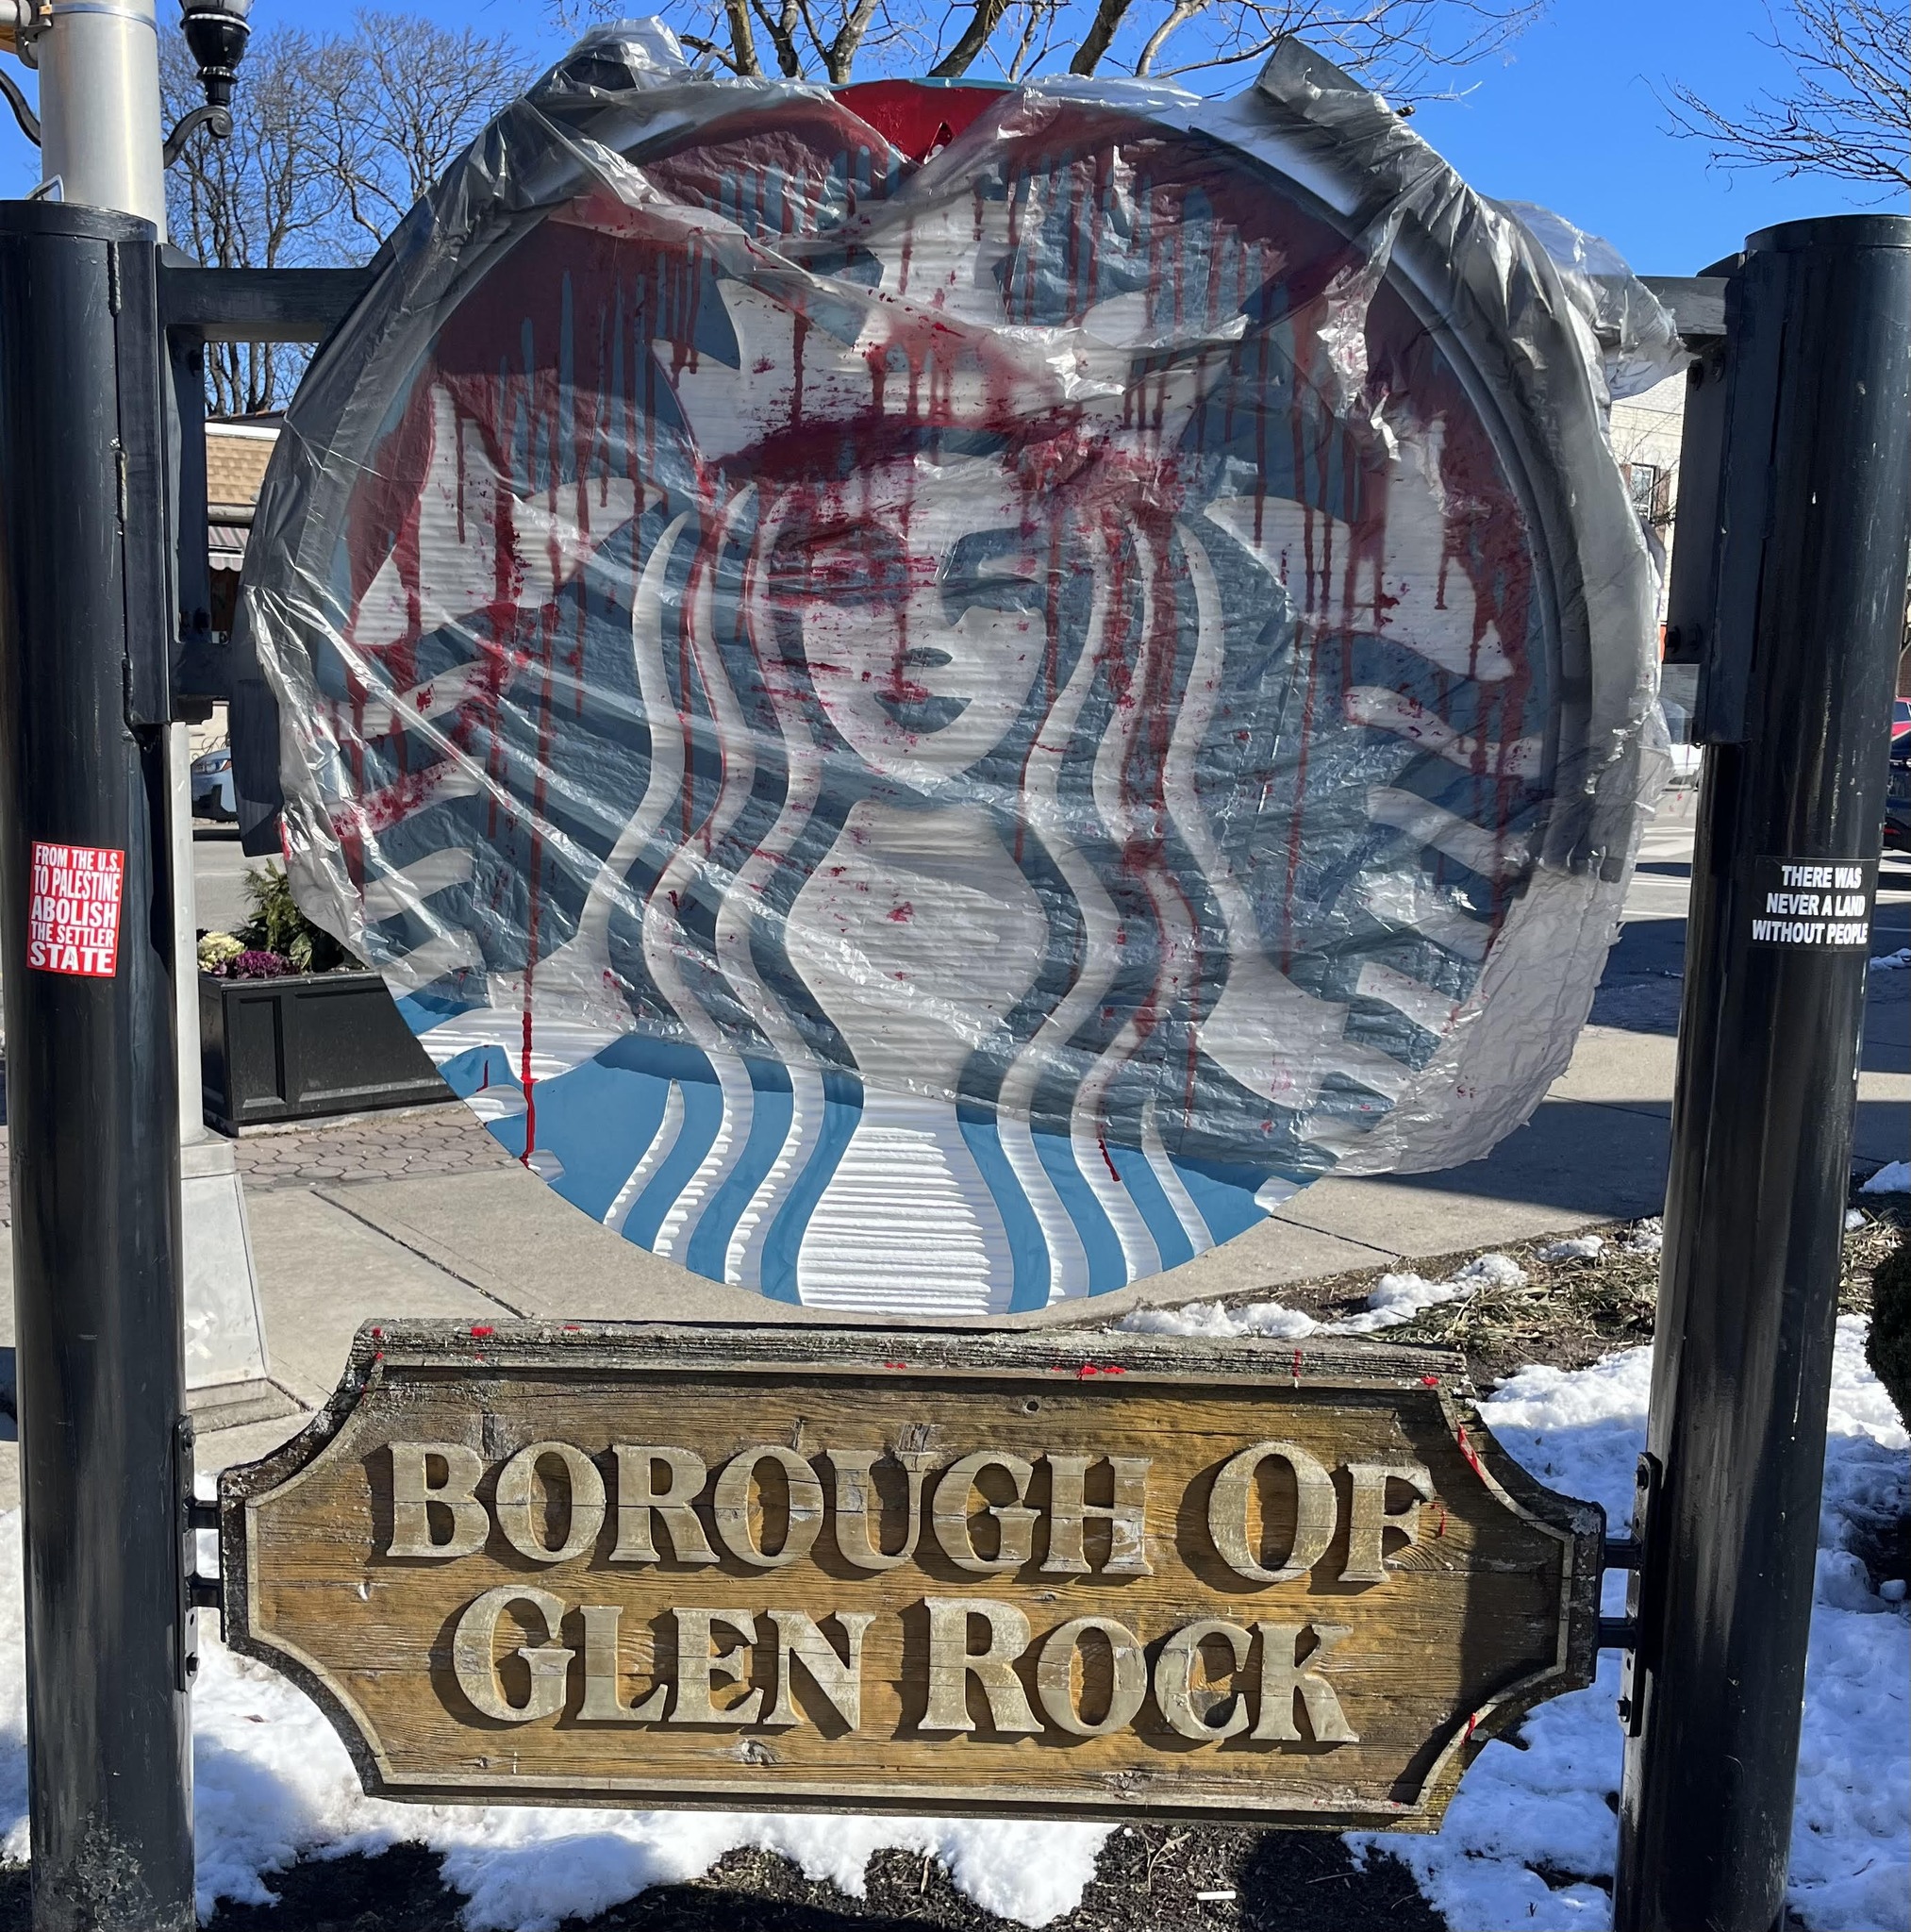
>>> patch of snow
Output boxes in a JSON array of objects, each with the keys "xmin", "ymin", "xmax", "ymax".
[
  {"xmin": 1350, "ymin": 1316, "xmax": 1910, "ymax": 1932},
  {"xmin": 1869, "ymin": 947, "xmax": 1911, "ymax": 972},
  {"xmin": 1125, "ymin": 1254, "xmax": 1528, "ymax": 1343},
  {"xmin": 1617, "ymin": 1216, "xmax": 1663, "ymax": 1256},
  {"xmin": 1862, "ymin": 1160, "xmax": 1911, "ymax": 1195},
  {"xmin": 1538, "ymin": 1235, "xmax": 1606, "ymax": 1262},
  {"xmin": 1847, "ymin": 1208, "xmax": 1869, "ymax": 1231},
  {"xmin": 1124, "ymin": 1298, "xmax": 1315, "ymax": 1341}
]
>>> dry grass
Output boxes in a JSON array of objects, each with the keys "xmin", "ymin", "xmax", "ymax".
[{"xmin": 1173, "ymin": 1204, "xmax": 1909, "ymax": 1387}]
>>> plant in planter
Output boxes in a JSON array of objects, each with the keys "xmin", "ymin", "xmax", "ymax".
[
  {"xmin": 200, "ymin": 866, "xmax": 357, "ymax": 979},
  {"xmin": 196, "ymin": 867, "xmax": 445, "ymax": 1131}
]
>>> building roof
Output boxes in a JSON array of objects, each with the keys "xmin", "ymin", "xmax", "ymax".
[{"xmin": 206, "ymin": 419, "xmax": 277, "ymax": 572}]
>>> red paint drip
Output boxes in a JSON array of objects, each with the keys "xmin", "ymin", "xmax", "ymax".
[
  {"xmin": 1456, "ymin": 1424, "xmax": 1485, "ymax": 1478},
  {"xmin": 1436, "ymin": 1505, "xmax": 1447, "ymax": 1539},
  {"xmin": 1421, "ymin": 1374, "xmax": 1440, "ymax": 1387},
  {"xmin": 471, "ymin": 1325, "xmax": 495, "ymax": 1339}
]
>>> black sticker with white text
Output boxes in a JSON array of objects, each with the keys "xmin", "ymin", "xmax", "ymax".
[{"xmin": 1749, "ymin": 858, "xmax": 1877, "ymax": 950}]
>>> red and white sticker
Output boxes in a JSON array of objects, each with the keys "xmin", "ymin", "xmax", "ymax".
[{"xmin": 27, "ymin": 841, "xmax": 125, "ymax": 977}]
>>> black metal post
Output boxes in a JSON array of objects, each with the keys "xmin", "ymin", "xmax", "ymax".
[
  {"xmin": 1615, "ymin": 214, "xmax": 1911, "ymax": 1932},
  {"xmin": 0, "ymin": 203, "xmax": 195, "ymax": 1930}
]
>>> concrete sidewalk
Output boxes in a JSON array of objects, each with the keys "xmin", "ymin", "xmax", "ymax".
[{"xmin": 1, "ymin": 791, "xmax": 1905, "ymax": 1495}]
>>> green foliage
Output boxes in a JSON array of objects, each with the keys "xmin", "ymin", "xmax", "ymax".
[
  {"xmin": 239, "ymin": 866, "xmax": 355, "ymax": 975},
  {"xmin": 1867, "ymin": 1232, "xmax": 1911, "ymax": 1432}
]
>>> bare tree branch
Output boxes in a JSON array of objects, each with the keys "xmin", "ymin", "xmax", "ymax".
[
  {"xmin": 722, "ymin": 0, "xmax": 767, "ymax": 74},
  {"xmin": 1661, "ymin": 0, "xmax": 1909, "ymax": 194},
  {"xmin": 1136, "ymin": 0, "xmax": 1207, "ymax": 75},
  {"xmin": 558, "ymin": 0, "xmax": 1545, "ymax": 99},
  {"xmin": 930, "ymin": 0, "xmax": 1014, "ymax": 75},
  {"xmin": 165, "ymin": 12, "xmax": 529, "ymax": 413},
  {"xmin": 826, "ymin": 0, "xmax": 887, "ymax": 79},
  {"xmin": 1068, "ymin": 0, "xmax": 1135, "ymax": 74}
]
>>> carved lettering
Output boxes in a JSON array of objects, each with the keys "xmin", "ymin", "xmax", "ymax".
[
  {"xmin": 921, "ymin": 1597, "xmax": 1042, "ymax": 1734},
  {"xmin": 610, "ymin": 1445, "xmax": 715, "ymax": 1564},
  {"xmin": 668, "ymin": 1607, "xmax": 763, "ymax": 1724},
  {"xmin": 387, "ymin": 1442, "xmax": 488, "ymax": 1559},
  {"xmin": 712, "ymin": 1446, "xmax": 825, "ymax": 1568},
  {"xmin": 1041, "ymin": 1455, "xmax": 1153, "ymax": 1575},
  {"xmin": 493, "ymin": 1441, "xmax": 606, "ymax": 1564},
  {"xmin": 1340, "ymin": 1462, "xmax": 1436, "ymax": 1585},
  {"xmin": 826, "ymin": 1449, "xmax": 936, "ymax": 1571},
  {"xmin": 576, "ymin": 1604, "xmax": 669, "ymax": 1723},
  {"xmin": 451, "ymin": 1586, "xmax": 573, "ymax": 1723},
  {"xmin": 1206, "ymin": 1441, "xmax": 1337, "ymax": 1583},
  {"xmin": 1154, "ymin": 1617, "xmax": 1253, "ymax": 1740},
  {"xmin": 763, "ymin": 1609, "xmax": 873, "ymax": 1731},
  {"xmin": 931, "ymin": 1452, "xmax": 1039, "ymax": 1574},
  {"xmin": 1252, "ymin": 1622, "xmax": 1359, "ymax": 1743},
  {"xmin": 1033, "ymin": 1615, "xmax": 1148, "ymax": 1737}
]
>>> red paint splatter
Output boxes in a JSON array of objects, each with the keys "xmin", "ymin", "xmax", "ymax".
[{"xmin": 471, "ymin": 1325, "xmax": 494, "ymax": 1338}]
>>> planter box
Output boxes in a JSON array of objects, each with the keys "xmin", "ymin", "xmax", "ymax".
[{"xmin": 200, "ymin": 969, "xmax": 447, "ymax": 1133}]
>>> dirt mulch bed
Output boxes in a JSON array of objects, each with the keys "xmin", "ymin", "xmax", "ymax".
[
  {"xmin": 0, "ymin": 1829, "xmax": 1442, "ymax": 1932},
  {"xmin": 1205, "ymin": 1205, "xmax": 1907, "ymax": 1389}
]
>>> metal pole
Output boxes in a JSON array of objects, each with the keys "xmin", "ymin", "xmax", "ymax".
[
  {"xmin": 0, "ymin": 204, "xmax": 196, "ymax": 1932},
  {"xmin": 1615, "ymin": 213, "xmax": 1911, "ymax": 1932},
  {"xmin": 35, "ymin": 0, "xmax": 167, "ymax": 224},
  {"xmin": 36, "ymin": 0, "xmax": 274, "ymax": 1421},
  {"xmin": 36, "ymin": 0, "xmax": 205, "ymax": 1157}
]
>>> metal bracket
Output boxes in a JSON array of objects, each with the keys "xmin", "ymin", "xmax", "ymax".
[
  {"xmin": 158, "ymin": 258, "xmax": 374, "ymax": 714},
  {"xmin": 1597, "ymin": 1535, "xmax": 1643, "ymax": 1652},
  {"xmin": 1617, "ymin": 1452, "xmax": 1663, "ymax": 1734},
  {"xmin": 173, "ymin": 1417, "xmax": 204, "ymax": 1690},
  {"xmin": 0, "ymin": 66, "xmax": 40, "ymax": 147},
  {"xmin": 163, "ymin": 102, "xmax": 231, "ymax": 170}
]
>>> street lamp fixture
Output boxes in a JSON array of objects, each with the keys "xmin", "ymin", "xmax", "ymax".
[{"xmin": 167, "ymin": 0, "xmax": 250, "ymax": 162}]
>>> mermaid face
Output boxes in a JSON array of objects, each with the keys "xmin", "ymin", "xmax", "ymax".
[{"xmin": 773, "ymin": 452, "xmax": 1047, "ymax": 779}]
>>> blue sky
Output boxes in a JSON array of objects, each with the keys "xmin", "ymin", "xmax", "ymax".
[{"xmin": 0, "ymin": 1, "xmax": 1898, "ymax": 273}]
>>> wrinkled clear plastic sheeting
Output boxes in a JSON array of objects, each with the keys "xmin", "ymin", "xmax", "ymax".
[{"xmin": 241, "ymin": 26, "xmax": 1668, "ymax": 1314}]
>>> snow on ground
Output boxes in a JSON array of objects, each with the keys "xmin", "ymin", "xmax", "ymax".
[
  {"xmin": 0, "ymin": 1318, "xmax": 1903, "ymax": 1930},
  {"xmin": 1345, "ymin": 1319, "xmax": 1910, "ymax": 1931},
  {"xmin": 1863, "ymin": 1160, "xmax": 1911, "ymax": 1195},
  {"xmin": 1123, "ymin": 1251, "xmax": 1532, "ymax": 1343}
]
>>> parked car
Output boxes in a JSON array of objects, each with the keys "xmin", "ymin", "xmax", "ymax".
[
  {"xmin": 1659, "ymin": 697, "xmax": 1702, "ymax": 785},
  {"xmin": 191, "ymin": 743, "xmax": 236, "ymax": 822},
  {"xmin": 1886, "ymin": 699, "xmax": 1911, "ymax": 852}
]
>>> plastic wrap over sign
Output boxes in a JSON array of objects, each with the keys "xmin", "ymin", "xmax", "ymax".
[{"xmin": 244, "ymin": 32, "xmax": 1666, "ymax": 1316}]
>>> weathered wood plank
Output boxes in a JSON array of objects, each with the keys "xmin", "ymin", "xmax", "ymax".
[{"xmin": 221, "ymin": 1322, "xmax": 1603, "ymax": 1828}]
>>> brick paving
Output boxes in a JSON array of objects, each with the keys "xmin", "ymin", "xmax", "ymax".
[
  {"xmin": 230, "ymin": 1103, "xmax": 514, "ymax": 1189},
  {"xmin": 0, "ymin": 1101, "xmax": 512, "ymax": 1225}
]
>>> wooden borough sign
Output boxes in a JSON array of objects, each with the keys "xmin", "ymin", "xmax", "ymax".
[{"xmin": 219, "ymin": 1324, "xmax": 1604, "ymax": 1828}]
